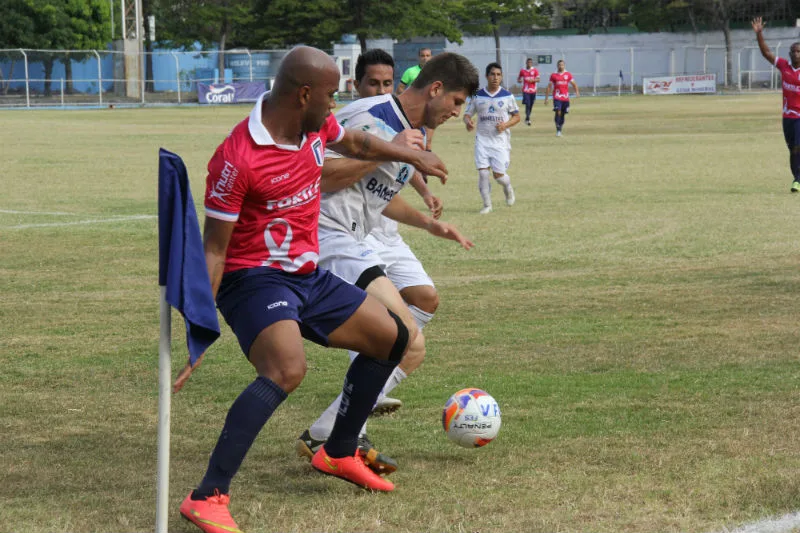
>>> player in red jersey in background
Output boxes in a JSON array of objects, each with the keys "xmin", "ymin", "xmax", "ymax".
[
  {"xmin": 517, "ymin": 57, "xmax": 540, "ymax": 126},
  {"xmin": 179, "ymin": 45, "xmax": 450, "ymax": 533},
  {"xmin": 544, "ymin": 59, "xmax": 579, "ymax": 137},
  {"xmin": 752, "ymin": 16, "xmax": 800, "ymax": 192}
]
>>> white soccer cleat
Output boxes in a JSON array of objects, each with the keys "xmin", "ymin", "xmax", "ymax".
[
  {"xmin": 504, "ymin": 186, "xmax": 515, "ymax": 206},
  {"xmin": 479, "ymin": 206, "xmax": 493, "ymax": 215},
  {"xmin": 371, "ymin": 396, "xmax": 402, "ymax": 416},
  {"xmin": 556, "ymin": 130, "xmax": 562, "ymax": 137}
]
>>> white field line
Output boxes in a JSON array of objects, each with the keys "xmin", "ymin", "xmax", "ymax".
[
  {"xmin": 5, "ymin": 214, "xmax": 156, "ymax": 229},
  {"xmin": 0, "ymin": 208, "xmax": 82, "ymax": 216},
  {"xmin": 715, "ymin": 511, "xmax": 800, "ymax": 533}
]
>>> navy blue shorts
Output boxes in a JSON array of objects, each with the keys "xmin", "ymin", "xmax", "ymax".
[
  {"xmin": 522, "ymin": 93, "xmax": 536, "ymax": 107},
  {"xmin": 553, "ymin": 100, "xmax": 570, "ymax": 114},
  {"xmin": 783, "ymin": 117, "xmax": 800, "ymax": 149},
  {"xmin": 216, "ymin": 266, "xmax": 368, "ymax": 357}
]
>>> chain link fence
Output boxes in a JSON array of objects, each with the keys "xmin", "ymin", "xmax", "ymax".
[{"xmin": 0, "ymin": 43, "xmax": 788, "ymax": 108}]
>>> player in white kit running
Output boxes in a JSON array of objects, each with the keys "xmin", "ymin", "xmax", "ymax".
[{"xmin": 464, "ymin": 62, "xmax": 520, "ymax": 214}]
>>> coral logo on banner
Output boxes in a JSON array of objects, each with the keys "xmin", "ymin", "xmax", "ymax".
[{"xmin": 205, "ymin": 85, "xmax": 236, "ymax": 104}]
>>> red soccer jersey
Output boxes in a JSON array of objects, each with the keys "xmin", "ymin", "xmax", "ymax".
[
  {"xmin": 519, "ymin": 67, "xmax": 539, "ymax": 93},
  {"xmin": 776, "ymin": 57, "xmax": 800, "ymax": 119},
  {"xmin": 205, "ymin": 93, "xmax": 345, "ymax": 275},
  {"xmin": 550, "ymin": 71, "xmax": 573, "ymax": 101}
]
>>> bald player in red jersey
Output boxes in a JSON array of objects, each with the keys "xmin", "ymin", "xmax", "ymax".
[
  {"xmin": 179, "ymin": 45, "xmax": 450, "ymax": 533},
  {"xmin": 753, "ymin": 16, "xmax": 800, "ymax": 192}
]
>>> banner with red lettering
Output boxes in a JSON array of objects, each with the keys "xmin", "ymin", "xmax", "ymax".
[{"xmin": 643, "ymin": 74, "xmax": 716, "ymax": 95}]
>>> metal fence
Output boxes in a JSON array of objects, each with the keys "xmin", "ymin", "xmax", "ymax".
[{"xmin": 0, "ymin": 44, "xmax": 787, "ymax": 108}]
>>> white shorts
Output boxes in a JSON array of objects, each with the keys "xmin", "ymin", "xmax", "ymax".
[
  {"xmin": 474, "ymin": 142, "xmax": 510, "ymax": 174},
  {"xmin": 318, "ymin": 226, "xmax": 433, "ymax": 291}
]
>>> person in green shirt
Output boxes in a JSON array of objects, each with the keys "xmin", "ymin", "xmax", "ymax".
[{"xmin": 396, "ymin": 47, "xmax": 432, "ymax": 95}]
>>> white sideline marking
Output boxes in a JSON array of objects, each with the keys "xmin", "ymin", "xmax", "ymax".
[
  {"xmin": 716, "ymin": 511, "xmax": 800, "ymax": 533},
  {"xmin": 0, "ymin": 208, "xmax": 80, "ymax": 216},
  {"xmin": 6, "ymin": 215, "xmax": 156, "ymax": 229}
]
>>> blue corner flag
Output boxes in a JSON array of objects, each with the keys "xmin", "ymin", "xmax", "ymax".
[
  {"xmin": 619, "ymin": 70, "xmax": 624, "ymax": 80},
  {"xmin": 158, "ymin": 148, "xmax": 220, "ymax": 365}
]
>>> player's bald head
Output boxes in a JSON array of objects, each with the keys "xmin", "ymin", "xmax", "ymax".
[{"xmin": 273, "ymin": 46, "xmax": 339, "ymax": 96}]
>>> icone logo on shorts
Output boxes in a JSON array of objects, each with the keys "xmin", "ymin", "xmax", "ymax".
[{"xmin": 205, "ymin": 84, "xmax": 236, "ymax": 104}]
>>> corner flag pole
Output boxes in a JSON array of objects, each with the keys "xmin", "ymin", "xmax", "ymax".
[{"xmin": 156, "ymin": 287, "xmax": 171, "ymax": 533}]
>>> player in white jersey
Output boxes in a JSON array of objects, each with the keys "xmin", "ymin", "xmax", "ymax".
[
  {"xmin": 296, "ymin": 51, "xmax": 480, "ymax": 474},
  {"xmin": 463, "ymin": 62, "xmax": 520, "ymax": 214}
]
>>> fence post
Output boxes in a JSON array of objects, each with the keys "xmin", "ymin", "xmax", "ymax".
[
  {"xmin": 593, "ymin": 50, "xmax": 598, "ymax": 95},
  {"xmin": 94, "ymin": 50, "xmax": 103, "ymax": 106},
  {"xmin": 60, "ymin": 78, "xmax": 65, "ymax": 107},
  {"xmin": 245, "ymin": 49, "xmax": 252, "ymax": 81},
  {"xmin": 19, "ymin": 49, "xmax": 30, "ymax": 108},
  {"xmin": 630, "ymin": 47, "xmax": 634, "ymax": 94},
  {"xmin": 669, "ymin": 49, "xmax": 675, "ymax": 76},
  {"xmin": 774, "ymin": 43, "xmax": 781, "ymax": 90},
  {"xmin": 703, "ymin": 45, "xmax": 708, "ymax": 74},
  {"xmin": 172, "ymin": 52, "xmax": 181, "ymax": 104}
]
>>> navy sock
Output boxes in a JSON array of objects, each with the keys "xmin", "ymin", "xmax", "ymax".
[
  {"xmin": 194, "ymin": 376, "xmax": 287, "ymax": 498},
  {"xmin": 324, "ymin": 354, "xmax": 398, "ymax": 458},
  {"xmin": 791, "ymin": 148, "xmax": 800, "ymax": 180}
]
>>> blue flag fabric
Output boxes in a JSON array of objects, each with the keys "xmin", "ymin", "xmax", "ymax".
[
  {"xmin": 158, "ymin": 148, "xmax": 220, "ymax": 365},
  {"xmin": 619, "ymin": 70, "xmax": 624, "ymax": 80}
]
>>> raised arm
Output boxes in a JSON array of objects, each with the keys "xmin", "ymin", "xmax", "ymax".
[
  {"xmin": 332, "ymin": 127, "xmax": 447, "ymax": 182},
  {"xmin": 752, "ymin": 17, "xmax": 776, "ymax": 65}
]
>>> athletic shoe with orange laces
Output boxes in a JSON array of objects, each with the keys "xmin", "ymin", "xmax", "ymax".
[
  {"xmin": 311, "ymin": 445, "xmax": 395, "ymax": 491},
  {"xmin": 180, "ymin": 490, "xmax": 243, "ymax": 533}
]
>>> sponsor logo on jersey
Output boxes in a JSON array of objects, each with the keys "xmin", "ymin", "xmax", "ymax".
[
  {"xmin": 266, "ymin": 179, "xmax": 320, "ymax": 210},
  {"xmin": 210, "ymin": 160, "xmax": 239, "ymax": 203},
  {"xmin": 395, "ymin": 164, "xmax": 410, "ymax": 185},
  {"xmin": 271, "ymin": 172, "xmax": 290, "ymax": 184}
]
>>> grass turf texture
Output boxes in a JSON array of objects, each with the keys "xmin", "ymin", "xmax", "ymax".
[{"xmin": 2, "ymin": 93, "xmax": 800, "ymax": 533}]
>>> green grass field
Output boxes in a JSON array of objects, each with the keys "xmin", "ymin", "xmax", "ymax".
[{"xmin": 3, "ymin": 93, "xmax": 800, "ymax": 533}]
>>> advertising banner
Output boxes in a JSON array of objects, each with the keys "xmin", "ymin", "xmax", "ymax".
[
  {"xmin": 197, "ymin": 82, "xmax": 266, "ymax": 104},
  {"xmin": 643, "ymin": 74, "xmax": 716, "ymax": 95}
]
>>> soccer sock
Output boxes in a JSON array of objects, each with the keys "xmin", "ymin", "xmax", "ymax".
[
  {"xmin": 324, "ymin": 354, "xmax": 399, "ymax": 458},
  {"xmin": 194, "ymin": 376, "xmax": 287, "ymax": 498},
  {"xmin": 408, "ymin": 304, "xmax": 434, "ymax": 330},
  {"xmin": 309, "ymin": 394, "xmax": 341, "ymax": 441},
  {"xmin": 478, "ymin": 169, "xmax": 492, "ymax": 207},
  {"xmin": 526, "ymin": 102, "xmax": 533, "ymax": 120},
  {"xmin": 791, "ymin": 147, "xmax": 800, "ymax": 179},
  {"xmin": 496, "ymin": 174, "xmax": 511, "ymax": 188},
  {"xmin": 380, "ymin": 366, "xmax": 408, "ymax": 397}
]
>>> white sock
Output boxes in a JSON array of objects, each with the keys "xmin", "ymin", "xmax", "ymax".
[
  {"xmin": 408, "ymin": 304, "xmax": 434, "ymax": 330},
  {"xmin": 381, "ymin": 366, "xmax": 408, "ymax": 397},
  {"xmin": 478, "ymin": 169, "xmax": 492, "ymax": 207},
  {"xmin": 309, "ymin": 394, "xmax": 342, "ymax": 441}
]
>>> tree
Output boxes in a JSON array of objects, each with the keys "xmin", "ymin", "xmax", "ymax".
[
  {"xmin": 150, "ymin": 0, "xmax": 256, "ymax": 74},
  {"xmin": 457, "ymin": 1, "xmax": 550, "ymax": 63},
  {"xmin": 0, "ymin": 0, "xmax": 38, "ymax": 94}
]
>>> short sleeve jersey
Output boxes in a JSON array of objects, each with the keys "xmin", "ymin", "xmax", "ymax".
[
  {"xmin": 400, "ymin": 65, "xmax": 423, "ymax": 87},
  {"xmin": 550, "ymin": 71, "xmax": 573, "ymax": 102},
  {"xmin": 518, "ymin": 67, "xmax": 540, "ymax": 93},
  {"xmin": 319, "ymin": 94, "xmax": 419, "ymax": 242},
  {"xmin": 776, "ymin": 57, "xmax": 800, "ymax": 119},
  {"xmin": 204, "ymin": 92, "xmax": 345, "ymax": 275},
  {"xmin": 464, "ymin": 87, "xmax": 519, "ymax": 150}
]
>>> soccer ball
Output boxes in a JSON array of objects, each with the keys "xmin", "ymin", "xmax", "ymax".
[{"xmin": 442, "ymin": 388, "xmax": 501, "ymax": 448}]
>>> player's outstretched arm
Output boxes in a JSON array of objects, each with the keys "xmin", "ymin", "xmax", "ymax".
[
  {"xmin": 333, "ymin": 128, "xmax": 448, "ymax": 181},
  {"xmin": 382, "ymin": 195, "xmax": 473, "ymax": 250},
  {"xmin": 409, "ymin": 171, "xmax": 443, "ymax": 219},
  {"xmin": 752, "ymin": 17, "xmax": 776, "ymax": 64}
]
